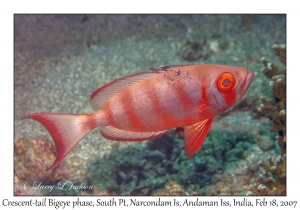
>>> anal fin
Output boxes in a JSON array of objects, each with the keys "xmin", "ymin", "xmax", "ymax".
[
  {"xmin": 100, "ymin": 126, "xmax": 168, "ymax": 141},
  {"xmin": 184, "ymin": 118, "xmax": 213, "ymax": 157}
]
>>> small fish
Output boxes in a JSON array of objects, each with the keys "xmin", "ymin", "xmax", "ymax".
[{"xmin": 23, "ymin": 64, "xmax": 253, "ymax": 168}]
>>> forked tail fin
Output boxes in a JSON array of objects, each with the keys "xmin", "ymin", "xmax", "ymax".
[{"xmin": 23, "ymin": 113, "xmax": 95, "ymax": 169}]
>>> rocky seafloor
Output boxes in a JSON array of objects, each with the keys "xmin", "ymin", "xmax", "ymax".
[{"xmin": 14, "ymin": 14, "xmax": 286, "ymax": 195}]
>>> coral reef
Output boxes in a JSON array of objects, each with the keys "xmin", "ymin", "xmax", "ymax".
[
  {"xmin": 248, "ymin": 154, "xmax": 286, "ymax": 195},
  {"xmin": 258, "ymin": 44, "xmax": 286, "ymax": 154},
  {"xmin": 88, "ymin": 128, "xmax": 255, "ymax": 195},
  {"xmin": 249, "ymin": 44, "xmax": 286, "ymax": 195}
]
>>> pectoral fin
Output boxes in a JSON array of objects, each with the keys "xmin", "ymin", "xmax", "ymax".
[{"xmin": 184, "ymin": 118, "xmax": 213, "ymax": 157}]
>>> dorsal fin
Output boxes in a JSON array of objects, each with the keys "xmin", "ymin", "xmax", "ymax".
[
  {"xmin": 150, "ymin": 64, "xmax": 196, "ymax": 73},
  {"xmin": 90, "ymin": 72, "xmax": 157, "ymax": 111}
]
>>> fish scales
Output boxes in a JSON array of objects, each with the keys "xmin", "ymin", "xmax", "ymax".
[
  {"xmin": 104, "ymin": 71, "xmax": 203, "ymax": 131},
  {"xmin": 128, "ymin": 78, "xmax": 167, "ymax": 129}
]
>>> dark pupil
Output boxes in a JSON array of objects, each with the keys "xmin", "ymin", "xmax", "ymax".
[{"xmin": 222, "ymin": 79, "xmax": 231, "ymax": 87}]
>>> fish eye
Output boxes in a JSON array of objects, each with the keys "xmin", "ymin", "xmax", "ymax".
[{"xmin": 217, "ymin": 72, "xmax": 235, "ymax": 92}]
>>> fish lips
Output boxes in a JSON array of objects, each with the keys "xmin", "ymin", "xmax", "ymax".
[
  {"xmin": 234, "ymin": 68, "xmax": 254, "ymax": 101},
  {"xmin": 242, "ymin": 69, "xmax": 254, "ymax": 93}
]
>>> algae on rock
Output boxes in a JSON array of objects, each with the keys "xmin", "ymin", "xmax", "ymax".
[{"xmin": 88, "ymin": 129, "xmax": 255, "ymax": 195}]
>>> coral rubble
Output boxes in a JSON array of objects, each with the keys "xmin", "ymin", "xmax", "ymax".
[
  {"xmin": 14, "ymin": 136, "xmax": 70, "ymax": 195},
  {"xmin": 14, "ymin": 136, "xmax": 69, "ymax": 182}
]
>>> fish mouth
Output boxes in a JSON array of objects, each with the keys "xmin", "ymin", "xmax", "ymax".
[
  {"xmin": 234, "ymin": 68, "xmax": 254, "ymax": 100},
  {"xmin": 243, "ymin": 69, "xmax": 254, "ymax": 92}
]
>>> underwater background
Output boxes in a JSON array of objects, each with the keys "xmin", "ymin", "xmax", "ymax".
[{"xmin": 14, "ymin": 14, "xmax": 286, "ymax": 195}]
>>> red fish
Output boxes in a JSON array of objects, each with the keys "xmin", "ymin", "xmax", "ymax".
[{"xmin": 23, "ymin": 64, "xmax": 253, "ymax": 168}]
